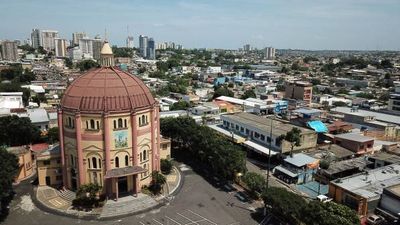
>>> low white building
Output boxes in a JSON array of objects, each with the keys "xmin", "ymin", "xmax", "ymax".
[
  {"xmin": 0, "ymin": 92, "xmax": 24, "ymax": 115},
  {"xmin": 206, "ymin": 66, "xmax": 222, "ymax": 74}
]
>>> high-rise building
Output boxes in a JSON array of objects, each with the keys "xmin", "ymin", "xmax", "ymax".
[
  {"xmin": 41, "ymin": 30, "xmax": 59, "ymax": 51},
  {"xmin": 126, "ymin": 36, "xmax": 134, "ymax": 48},
  {"xmin": 72, "ymin": 32, "xmax": 86, "ymax": 46},
  {"xmin": 139, "ymin": 35, "xmax": 148, "ymax": 58},
  {"xmin": 243, "ymin": 44, "xmax": 251, "ymax": 52},
  {"xmin": 79, "ymin": 37, "xmax": 94, "ymax": 58},
  {"xmin": 31, "ymin": 29, "xmax": 42, "ymax": 49},
  {"xmin": 388, "ymin": 82, "xmax": 400, "ymax": 114},
  {"xmin": 54, "ymin": 38, "xmax": 68, "ymax": 58},
  {"xmin": 1, "ymin": 40, "xmax": 19, "ymax": 61},
  {"xmin": 92, "ymin": 37, "xmax": 103, "ymax": 61},
  {"xmin": 265, "ymin": 47, "xmax": 276, "ymax": 60},
  {"xmin": 147, "ymin": 38, "xmax": 156, "ymax": 60}
]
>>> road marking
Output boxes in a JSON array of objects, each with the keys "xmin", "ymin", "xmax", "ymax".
[
  {"xmin": 187, "ymin": 210, "xmax": 217, "ymax": 225},
  {"xmin": 166, "ymin": 216, "xmax": 182, "ymax": 225},
  {"xmin": 152, "ymin": 219, "xmax": 164, "ymax": 225},
  {"xmin": 177, "ymin": 212, "xmax": 200, "ymax": 225}
]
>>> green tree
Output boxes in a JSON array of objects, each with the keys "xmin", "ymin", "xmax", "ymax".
[
  {"xmin": 64, "ymin": 58, "xmax": 73, "ymax": 69},
  {"xmin": 0, "ymin": 147, "xmax": 19, "ymax": 216},
  {"xmin": 241, "ymin": 89, "xmax": 256, "ymax": 99},
  {"xmin": 242, "ymin": 172, "xmax": 266, "ymax": 197},
  {"xmin": 283, "ymin": 127, "xmax": 301, "ymax": 157},
  {"xmin": 213, "ymin": 86, "xmax": 234, "ymax": 99},
  {"xmin": 73, "ymin": 183, "xmax": 102, "ymax": 209},
  {"xmin": 0, "ymin": 116, "xmax": 41, "ymax": 146},
  {"xmin": 160, "ymin": 159, "xmax": 173, "ymax": 174},
  {"xmin": 320, "ymin": 160, "xmax": 330, "ymax": 169},
  {"xmin": 302, "ymin": 201, "xmax": 360, "ymax": 225},
  {"xmin": 261, "ymin": 187, "xmax": 307, "ymax": 225},
  {"xmin": 76, "ymin": 60, "xmax": 99, "ymax": 71},
  {"xmin": 332, "ymin": 101, "xmax": 348, "ymax": 107},
  {"xmin": 170, "ymin": 101, "xmax": 191, "ymax": 111},
  {"xmin": 47, "ymin": 127, "xmax": 59, "ymax": 144},
  {"xmin": 150, "ymin": 171, "xmax": 167, "ymax": 195}
]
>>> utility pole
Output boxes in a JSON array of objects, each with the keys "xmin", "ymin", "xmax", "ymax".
[{"xmin": 266, "ymin": 115, "xmax": 274, "ymax": 189}]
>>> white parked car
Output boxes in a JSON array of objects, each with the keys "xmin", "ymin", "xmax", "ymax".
[{"xmin": 316, "ymin": 195, "xmax": 332, "ymax": 203}]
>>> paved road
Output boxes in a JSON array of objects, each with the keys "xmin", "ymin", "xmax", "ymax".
[{"xmin": 3, "ymin": 164, "xmax": 261, "ymax": 225}]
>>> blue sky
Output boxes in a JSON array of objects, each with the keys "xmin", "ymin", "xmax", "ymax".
[{"xmin": 1, "ymin": 0, "xmax": 399, "ymax": 50}]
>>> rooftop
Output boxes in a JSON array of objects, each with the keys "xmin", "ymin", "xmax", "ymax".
[
  {"xmin": 331, "ymin": 107, "xmax": 400, "ymax": 126},
  {"xmin": 322, "ymin": 157, "xmax": 371, "ymax": 176},
  {"xmin": 368, "ymin": 152, "xmax": 400, "ymax": 165},
  {"xmin": 335, "ymin": 132, "xmax": 374, "ymax": 142},
  {"xmin": 284, "ymin": 153, "xmax": 318, "ymax": 167},
  {"xmin": 310, "ymin": 144, "xmax": 355, "ymax": 160},
  {"xmin": 331, "ymin": 163, "xmax": 400, "ymax": 200},
  {"xmin": 221, "ymin": 112, "xmax": 315, "ymax": 136}
]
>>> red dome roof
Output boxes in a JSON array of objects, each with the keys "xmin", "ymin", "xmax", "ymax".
[{"xmin": 61, "ymin": 67, "xmax": 156, "ymax": 113}]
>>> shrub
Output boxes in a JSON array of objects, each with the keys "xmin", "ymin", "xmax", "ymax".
[{"xmin": 160, "ymin": 159, "xmax": 173, "ymax": 174}]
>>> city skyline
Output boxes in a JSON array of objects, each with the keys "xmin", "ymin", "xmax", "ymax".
[{"xmin": 1, "ymin": 0, "xmax": 400, "ymax": 50}]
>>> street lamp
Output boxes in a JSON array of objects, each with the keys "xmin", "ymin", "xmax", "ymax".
[{"xmin": 266, "ymin": 114, "xmax": 274, "ymax": 189}]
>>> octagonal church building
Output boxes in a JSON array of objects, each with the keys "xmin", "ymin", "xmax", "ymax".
[{"xmin": 58, "ymin": 42, "xmax": 162, "ymax": 199}]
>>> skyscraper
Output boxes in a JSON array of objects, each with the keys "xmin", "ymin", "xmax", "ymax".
[
  {"xmin": 243, "ymin": 44, "xmax": 251, "ymax": 52},
  {"xmin": 139, "ymin": 35, "xmax": 148, "ymax": 58},
  {"xmin": 54, "ymin": 38, "xmax": 68, "ymax": 58},
  {"xmin": 265, "ymin": 47, "xmax": 276, "ymax": 60},
  {"xmin": 126, "ymin": 36, "xmax": 134, "ymax": 48},
  {"xmin": 41, "ymin": 30, "xmax": 58, "ymax": 51},
  {"xmin": 31, "ymin": 29, "xmax": 41, "ymax": 49},
  {"xmin": 92, "ymin": 36, "xmax": 103, "ymax": 61},
  {"xmin": 1, "ymin": 41, "xmax": 19, "ymax": 61},
  {"xmin": 72, "ymin": 32, "xmax": 86, "ymax": 46},
  {"xmin": 79, "ymin": 37, "xmax": 94, "ymax": 58},
  {"xmin": 147, "ymin": 38, "xmax": 156, "ymax": 60}
]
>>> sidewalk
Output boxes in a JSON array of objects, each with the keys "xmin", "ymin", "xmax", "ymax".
[{"xmin": 33, "ymin": 166, "xmax": 183, "ymax": 220}]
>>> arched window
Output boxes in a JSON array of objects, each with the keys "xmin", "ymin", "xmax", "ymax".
[
  {"xmin": 140, "ymin": 152, "xmax": 142, "ymax": 162},
  {"xmin": 92, "ymin": 157, "xmax": 97, "ymax": 169},
  {"xmin": 115, "ymin": 157, "xmax": 119, "ymax": 168},
  {"xmin": 98, "ymin": 158, "xmax": 101, "ymax": 168},
  {"xmin": 90, "ymin": 119, "xmax": 95, "ymax": 129},
  {"xmin": 124, "ymin": 119, "xmax": 127, "ymax": 128},
  {"xmin": 113, "ymin": 120, "xmax": 117, "ymax": 129},
  {"xmin": 143, "ymin": 150, "xmax": 147, "ymax": 161},
  {"xmin": 125, "ymin": 155, "xmax": 129, "ymax": 166},
  {"xmin": 141, "ymin": 115, "xmax": 146, "ymax": 125},
  {"xmin": 139, "ymin": 117, "xmax": 142, "ymax": 126},
  {"xmin": 118, "ymin": 118, "xmax": 123, "ymax": 128},
  {"xmin": 86, "ymin": 121, "xmax": 89, "ymax": 129},
  {"xmin": 96, "ymin": 121, "xmax": 100, "ymax": 129}
]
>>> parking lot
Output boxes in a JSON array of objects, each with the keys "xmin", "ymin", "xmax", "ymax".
[{"xmin": 137, "ymin": 209, "xmax": 229, "ymax": 225}]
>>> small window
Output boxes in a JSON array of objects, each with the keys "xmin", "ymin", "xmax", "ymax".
[
  {"xmin": 90, "ymin": 119, "xmax": 95, "ymax": 129},
  {"xmin": 86, "ymin": 121, "xmax": 89, "ymax": 129},
  {"xmin": 143, "ymin": 150, "xmax": 147, "ymax": 161},
  {"xmin": 98, "ymin": 158, "xmax": 101, "ymax": 168},
  {"xmin": 113, "ymin": 120, "xmax": 117, "ymax": 129},
  {"xmin": 115, "ymin": 157, "xmax": 119, "ymax": 168},
  {"xmin": 118, "ymin": 118, "xmax": 123, "ymax": 128},
  {"xmin": 92, "ymin": 157, "xmax": 97, "ymax": 169},
  {"xmin": 43, "ymin": 160, "xmax": 50, "ymax": 165},
  {"xmin": 140, "ymin": 152, "xmax": 143, "ymax": 162},
  {"xmin": 96, "ymin": 121, "xmax": 100, "ymax": 129},
  {"xmin": 125, "ymin": 155, "xmax": 129, "ymax": 166},
  {"xmin": 124, "ymin": 119, "xmax": 127, "ymax": 128},
  {"xmin": 260, "ymin": 134, "xmax": 265, "ymax": 141}
]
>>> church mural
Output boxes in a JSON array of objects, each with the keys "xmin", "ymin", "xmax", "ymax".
[{"xmin": 113, "ymin": 130, "xmax": 128, "ymax": 148}]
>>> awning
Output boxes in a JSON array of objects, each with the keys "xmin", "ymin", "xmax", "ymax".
[
  {"xmin": 273, "ymin": 165, "xmax": 298, "ymax": 178},
  {"xmin": 307, "ymin": 120, "xmax": 328, "ymax": 133},
  {"xmin": 104, "ymin": 166, "xmax": 146, "ymax": 179}
]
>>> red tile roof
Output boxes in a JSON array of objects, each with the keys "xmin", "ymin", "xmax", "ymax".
[{"xmin": 61, "ymin": 67, "xmax": 156, "ymax": 113}]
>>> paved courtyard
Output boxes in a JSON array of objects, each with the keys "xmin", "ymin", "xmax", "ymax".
[{"xmin": 3, "ymin": 163, "xmax": 261, "ymax": 225}]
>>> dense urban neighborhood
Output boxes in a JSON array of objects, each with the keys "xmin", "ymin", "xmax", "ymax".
[{"xmin": 1, "ymin": 6, "xmax": 400, "ymax": 225}]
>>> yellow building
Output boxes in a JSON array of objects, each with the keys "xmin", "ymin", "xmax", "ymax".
[
  {"xmin": 7, "ymin": 146, "xmax": 33, "ymax": 183},
  {"xmin": 160, "ymin": 137, "xmax": 171, "ymax": 160},
  {"xmin": 58, "ymin": 42, "xmax": 163, "ymax": 200},
  {"xmin": 36, "ymin": 145, "xmax": 62, "ymax": 186}
]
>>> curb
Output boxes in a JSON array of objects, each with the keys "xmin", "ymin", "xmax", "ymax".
[{"xmin": 168, "ymin": 166, "xmax": 184, "ymax": 196}]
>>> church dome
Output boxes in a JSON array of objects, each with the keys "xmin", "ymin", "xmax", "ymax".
[{"xmin": 61, "ymin": 67, "xmax": 156, "ymax": 113}]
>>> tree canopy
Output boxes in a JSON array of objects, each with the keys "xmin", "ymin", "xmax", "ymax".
[
  {"xmin": 0, "ymin": 147, "xmax": 19, "ymax": 200},
  {"xmin": 282, "ymin": 127, "xmax": 301, "ymax": 157},
  {"xmin": 160, "ymin": 117, "xmax": 246, "ymax": 180},
  {"xmin": 241, "ymin": 89, "xmax": 256, "ymax": 99},
  {"xmin": 76, "ymin": 60, "xmax": 99, "ymax": 71},
  {"xmin": 262, "ymin": 187, "xmax": 360, "ymax": 225},
  {"xmin": 0, "ymin": 116, "xmax": 41, "ymax": 146},
  {"xmin": 213, "ymin": 86, "xmax": 234, "ymax": 99}
]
